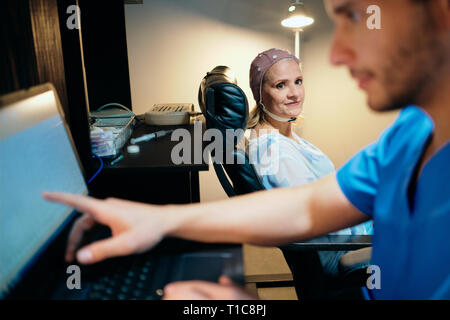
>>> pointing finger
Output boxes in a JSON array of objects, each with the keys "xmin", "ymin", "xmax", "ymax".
[{"xmin": 42, "ymin": 192, "xmax": 110, "ymax": 224}]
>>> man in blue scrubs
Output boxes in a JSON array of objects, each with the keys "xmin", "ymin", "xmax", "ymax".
[
  {"xmin": 44, "ymin": 0, "xmax": 449, "ymax": 299},
  {"xmin": 325, "ymin": 0, "xmax": 450, "ymax": 299}
]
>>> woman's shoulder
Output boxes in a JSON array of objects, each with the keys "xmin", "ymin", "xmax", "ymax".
[
  {"xmin": 247, "ymin": 131, "xmax": 300, "ymax": 156},
  {"xmin": 246, "ymin": 126, "xmax": 279, "ymax": 140},
  {"xmin": 292, "ymin": 133, "xmax": 328, "ymax": 153},
  {"xmin": 247, "ymin": 127, "xmax": 297, "ymax": 144}
]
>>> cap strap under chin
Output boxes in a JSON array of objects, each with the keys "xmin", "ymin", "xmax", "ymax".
[{"xmin": 261, "ymin": 104, "xmax": 297, "ymax": 122}]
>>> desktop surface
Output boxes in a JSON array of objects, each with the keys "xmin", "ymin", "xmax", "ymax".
[
  {"xmin": 89, "ymin": 121, "xmax": 209, "ymax": 204},
  {"xmin": 104, "ymin": 122, "xmax": 209, "ymax": 173}
]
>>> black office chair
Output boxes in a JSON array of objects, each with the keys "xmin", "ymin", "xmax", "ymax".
[
  {"xmin": 197, "ymin": 66, "xmax": 264, "ymax": 197},
  {"xmin": 198, "ymin": 66, "xmax": 370, "ymax": 300}
]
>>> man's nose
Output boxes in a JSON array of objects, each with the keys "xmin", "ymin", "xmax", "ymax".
[{"xmin": 329, "ymin": 29, "xmax": 355, "ymax": 66}]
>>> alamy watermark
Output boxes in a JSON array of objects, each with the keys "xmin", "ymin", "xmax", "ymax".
[
  {"xmin": 66, "ymin": 5, "xmax": 80, "ymax": 30},
  {"xmin": 65, "ymin": 3, "xmax": 381, "ymax": 31},
  {"xmin": 366, "ymin": 5, "xmax": 381, "ymax": 30},
  {"xmin": 66, "ymin": 265, "xmax": 81, "ymax": 290},
  {"xmin": 169, "ymin": 121, "xmax": 280, "ymax": 175},
  {"xmin": 65, "ymin": 263, "xmax": 381, "ymax": 292},
  {"xmin": 366, "ymin": 264, "xmax": 381, "ymax": 290}
]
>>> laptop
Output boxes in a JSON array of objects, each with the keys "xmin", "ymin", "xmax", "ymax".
[{"xmin": 0, "ymin": 83, "xmax": 243, "ymax": 300}]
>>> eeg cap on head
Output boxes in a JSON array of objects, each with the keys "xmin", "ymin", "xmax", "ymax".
[{"xmin": 249, "ymin": 48, "xmax": 300, "ymax": 107}]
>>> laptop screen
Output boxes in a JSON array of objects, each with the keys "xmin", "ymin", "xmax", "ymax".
[{"xmin": 0, "ymin": 85, "xmax": 88, "ymax": 297}]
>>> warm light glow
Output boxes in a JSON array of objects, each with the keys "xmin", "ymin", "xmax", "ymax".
[{"xmin": 281, "ymin": 15, "xmax": 314, "ymax": 28}]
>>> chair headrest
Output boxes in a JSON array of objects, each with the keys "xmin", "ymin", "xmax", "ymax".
[
  {"xmin": 198, "ymin": 66, "xmax": 249, "ymax": 138},
  {"xmin": 198, "ymin": 67, "xmax": 264, "ymax": 196}
]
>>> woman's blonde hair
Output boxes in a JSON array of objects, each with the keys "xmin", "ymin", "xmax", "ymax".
[{"xmin": 247, "ymin": 104, "xmax": 265, "ymax": 129}]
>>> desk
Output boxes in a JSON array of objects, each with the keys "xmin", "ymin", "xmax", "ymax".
[
  {"xmin": 283, "ymin": 235, "xmax": 372, "ymax": 251},
  {"xmin": 275, "ymin": 235, "xmax": 373, "ymax": 299},
  {"xmin": 89, "ymin": 122, "xmax": 208, "ymax": 204},
  {"xmin": 246, "ymin": 235, "xmax": 372, "ymax": 290}
]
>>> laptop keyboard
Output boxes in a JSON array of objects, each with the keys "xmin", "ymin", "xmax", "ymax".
[{"xmin": 86, "ymin": 254, "xmax": 175, "ymax": 300}]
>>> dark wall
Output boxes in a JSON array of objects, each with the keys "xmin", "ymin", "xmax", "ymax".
[
  {"xmin": 1, "ymin": 0, "xmax": 134, "ymax": 181},
  {"xmin": 0, "ymin": 0, "xmax": 92, "ymax": 178},
  {"xmin": 0, "ymin": 0, "xmax": 39, "ymax": 96},
  {"xmin": 78, "ymin": 0, "xmax": 133, "ymax": 111}
]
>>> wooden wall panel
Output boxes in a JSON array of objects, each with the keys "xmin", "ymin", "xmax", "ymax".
[
  {"xmin": 29, "ymin": 0, "xmax": 69, "ymax": 121},
  {"xmin": 0, "ymin": 0, "xmax": 39, "ymax": 95}
]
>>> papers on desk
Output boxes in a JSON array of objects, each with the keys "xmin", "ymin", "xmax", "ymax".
[{"xmin": 90, "ymin": 117, "xmax": 135, "ymax": 157}]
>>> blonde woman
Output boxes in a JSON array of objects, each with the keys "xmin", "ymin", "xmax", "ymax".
[
  {"xmin": 246, "ymin": 49, "xmax": 372, "ymax": 285},
  {"xmin": 247, "ymin": 48, "xmax": 372, "ymax": 233}
]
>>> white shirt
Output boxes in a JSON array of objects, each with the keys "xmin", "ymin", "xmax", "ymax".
[{"xmin": 246, "ymin": 130, "xmax": 373, "ymax": 235}]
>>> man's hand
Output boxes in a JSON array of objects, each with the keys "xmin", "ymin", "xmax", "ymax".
[
  {"xmin": 43, "ymin": 174, "xmax": 366, "ymax": 264},
  {"xmin": 42, "ymin": 192, "xmax": 174, "ymax": 264},
  {"xmin": 163, "ymin": 275, "xmax": 258, "ymax": 300}
]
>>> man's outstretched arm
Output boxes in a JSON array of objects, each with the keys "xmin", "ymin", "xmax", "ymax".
[
  {"xmin": 43, "ymin": 173, "xmax": 369, "ymax": 265},
  {"xmin": 169, "ymin": 173, "xmax": 369, "ymax": 245}
]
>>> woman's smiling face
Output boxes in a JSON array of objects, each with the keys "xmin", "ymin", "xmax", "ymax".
[{"xmin": 261, "ymin": 59, "xmax": 305, "ymax": 120}]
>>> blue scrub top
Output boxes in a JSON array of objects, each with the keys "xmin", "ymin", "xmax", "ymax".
[{"xmin": 337, "ymin": 106, "xmax": 450, "ymax": 299}]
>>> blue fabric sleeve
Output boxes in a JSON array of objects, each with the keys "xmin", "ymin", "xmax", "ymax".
[
  {"xmin": 336, "ymin": 107, "xmax": 425, "ymax": 217},
  {"xmin": 336, "ymin": 142, "xmax": 380, "ymax": 217}
]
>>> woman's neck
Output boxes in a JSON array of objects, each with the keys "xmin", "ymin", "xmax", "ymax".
[{"xmin": 257, "ymin": 116, "xmax": 295, "ymax": 139}]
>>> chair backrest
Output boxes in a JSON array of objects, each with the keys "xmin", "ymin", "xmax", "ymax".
[{"xmin": 198, "ymin": 66, "xmax": 265, "ymax": 197}]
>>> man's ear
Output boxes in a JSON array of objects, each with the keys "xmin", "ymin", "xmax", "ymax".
[{"xmin": 446, "ymin": 0, "xmax": 450, "ymax": 28}]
